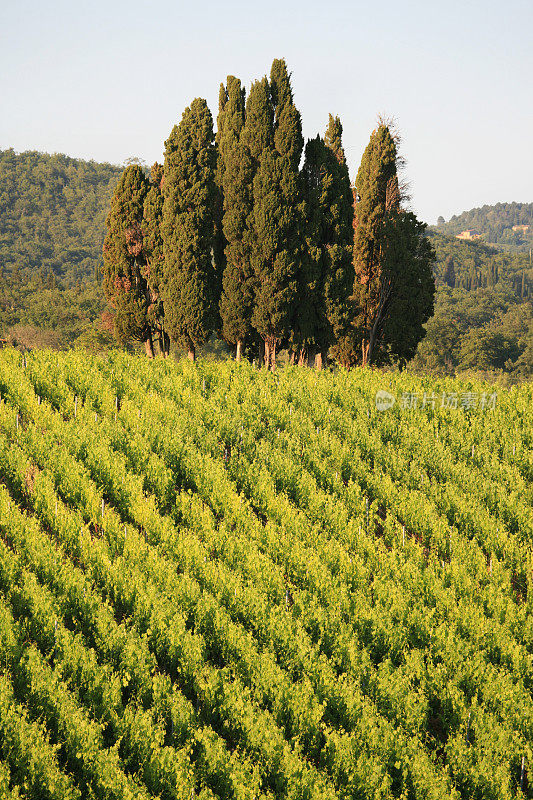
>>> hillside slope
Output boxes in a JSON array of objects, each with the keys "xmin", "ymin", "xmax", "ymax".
[
  {"xmin": 0, "ymin": 148, "xmax": 121, "ymax": 283},
  {"xmin": 433, "ymin": 202, "xmax": 533, "ymax": 253},
  {"xmin": 0, "ymin": 149, "xmax": 122, "ymax": 348},
  {"xmin": 0, "ymin": 350, "xmax": 532, "ymax": 799}
]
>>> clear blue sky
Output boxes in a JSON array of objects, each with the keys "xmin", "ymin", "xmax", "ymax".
[{"xmin": 1, "ymin": 0, "xmax": 531, "ymax": 223}]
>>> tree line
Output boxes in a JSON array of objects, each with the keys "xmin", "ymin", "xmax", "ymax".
[{"xmin": 103, "ymin": 58, "xmax": 435, "ymax": 369}]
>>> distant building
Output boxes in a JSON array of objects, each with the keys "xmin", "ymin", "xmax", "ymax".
[
  {"xmin": 456, "ymin": 229, "xmax": 482, "ymax": 241},
  {"xmin": 512, "ymin": 224, "xmax": 530, "ymax": 234}
]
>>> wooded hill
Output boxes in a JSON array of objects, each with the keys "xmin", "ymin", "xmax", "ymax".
[
  {"xmin": 0, "ymin": 149, "xmax": 121, "ymax": 350},
  {"xmin": 0, "ymin": 148, "xmax": 121, "ymax": 283},
  {"xmin": 433, "ymin": 202, "xmax": 533, "ymax": 253},
  {"xmin": 413, "ymin": 231, "xmax": 532, "ymax": 379}
]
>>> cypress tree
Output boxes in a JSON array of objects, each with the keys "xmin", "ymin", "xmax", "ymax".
[
  {"xmin": 443, "ymin": 255, "xmax": 455, "ymax": 288},
  {"xmin": 218, "ymin": 77, "xmax": 255, "ymax": 361},
  {"xmin": 299, "ymin": 114, "xmax": 354, "ymax": 368},
  {"xmin": 212, "ymin": 84, "xmax": 228, "ymax": 304},
  {"xmin": 352, "ymin": 123, "xmax": 435, "ymax": 366},
  {"xmin": 162, "ymin": 98, "xmax": 217, "ymax": 362},
  {"xmin": 324, "ymin": 113, "xmax": 345, "ymax": 165},
  {"xmin": 241, "ymin": 77, "xmax": 273, "ymax": 160},
  {"xmin": 239, "ymin": 77, "xmax": 274, "ymax": 363},
  {"xmin": 251, "ymin": 59, "xmax": 303, "ymax": 370},
  {"xmin": 102, "ymin": 165, "xmax": 154, "ymax": 356},
  {"xmin": 377, "ymin": 210, "xmax": 435, "ymax": 364},
  {"xmin": 142, "ymin": 162, "xmax": 168, "ymax": 355}
]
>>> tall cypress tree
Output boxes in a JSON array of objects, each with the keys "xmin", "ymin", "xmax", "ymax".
[
  {"xmin": 239, "ymin": 77, "xmax": 274, "ymax": 363},
  {"xmin": 241, "ymin": 77, "xmax": 273, "ymax": 160},
  {"xmin": 218, "ymin": 77, "xmax": 255, "ymax": 361},
  {"xmin": 443, "ymin": 255, "xmax": 456, "ymax": 288},
  {"xmin": 102, "ymin": 165, "xmax": 154, "ymax": 356},
  {"xmin": 162, "ymin": 98, "xmax": 217, "ymax": 361},
  {"xmin": 299, "ymin": 115, "xmax": 354, "ymax": 368},
  {"xmin": 323, "ymin": 115, "xmax": 356, "ymax": 369},
  {"xmin": 324, "ymin": 114, "xmax": 346, "ymax": 164},
  {"xmin": 142, "ymin": 162, "xmax": 168, "ymax": 355},
  {"xmin": 378, "ymin": 211, "xmax": 435, "ymax": 364},
  {"xmin": 251, "ymin": 59, "xmax": 303, "ymax": 370},
  {"xmin": 212, "ymin": 84, "xmax": 228, "ymax": 304},
  {"xmin": 352, "ymin": 123, "xmax": 434, "ymax": 366}
]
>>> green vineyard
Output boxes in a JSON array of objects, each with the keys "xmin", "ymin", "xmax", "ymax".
[{"xmin": 0, "ymin": 348, "xmax": 531, "ymax": 800}]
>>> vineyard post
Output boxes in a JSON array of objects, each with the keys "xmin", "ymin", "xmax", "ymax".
[{"xmin": 520, "ymin": 755, "xmax": 525, "ymax": 792}]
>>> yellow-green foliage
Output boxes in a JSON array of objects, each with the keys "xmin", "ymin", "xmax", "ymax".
[{"xmin": 0, "ymin": 348, "xmax": 531, "ymax": 799}]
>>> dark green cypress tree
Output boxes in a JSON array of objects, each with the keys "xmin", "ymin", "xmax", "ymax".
[
  {"xmin": 102, "ymin": 165, "xmax": 154, "ymax": 356},
  {"xmin": 352, "ymin": 123, "xmax": 435, "ymax": 366},
  {"xmin": 293, "ymin": 135, "xmax": 324, "ymax": 365},
  {"xmin": 299, "ymin": 114, "xmax": 354, "ymax": 368},
  {"xmin": 324, "ymin": 113, "xmax": 345, "ymax": 165},
  {"xmin": 251, "ymin": 59, "xmax": 303, "ymax": 369},
  {"xmin": 377, "ymin": 210, "xmax": 435, "ymax": 365},
  {"xmin": 238, "ymin": 77, "xmax": 274, "ymax": 363},
  {"xmin": 142, "ymin": 162, "xmax": 168, "ymax": 355},
  {"xmin": 213, "ymin": 84, "xmax": 228, "ymax": 303},
  {"xmin": 162, "ymin": 98, "xmax": 217, "ymax": 362},
  {"xmin": 443, "ymin": 255, "xmax": 456, "ymax": 288},
  {"xmin": 241, "ymin": 77, "xmax": 273, "ymax": 160},
  {"xmin": 218, "ymin": 77, "xmax": 255, "ymax": 360}
]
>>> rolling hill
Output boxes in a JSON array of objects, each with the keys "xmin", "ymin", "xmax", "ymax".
[{"xmin": 433, "ymin": 202, "xmax": 533, "ymax": 253}]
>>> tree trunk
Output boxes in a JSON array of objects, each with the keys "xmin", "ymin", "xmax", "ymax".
[
  {"xmin": 298, "ymin": 348, "xmax": 307, "ymax": 367},
  {"xmin": 361, "ymin": 339, "xmax": 370, "ymax": 367},
  {"xmin": 144, "ymin": 334, "xmax": 155, "ymax": 359},
  {"xmin": 187, "ymin": 337, "xmax": 196, "ymax": 362},
  {"xmin": 236, "ymin": 340, "xmax": 243, "ymax": 362},
  {"xmin": 315, "ymin": 351, "xmax": 324, "ymax": 371},
  {"xmin": 270, "ymin": 340, "xmax": 277, "ymax": 372},
  {"xmin": 263, "ymin": 340, "xmax": 271, "ymax": 370},
  {"xmin": 289, "ymin": 350, "xmax": 297, "ymax": 365},
  {"xmin": 258, "ymin": 339, "xmax": 265, "ymax": 366},
  {"xmin": 159, "ymin": 328, "xmax": 170, "ymax": 358}
]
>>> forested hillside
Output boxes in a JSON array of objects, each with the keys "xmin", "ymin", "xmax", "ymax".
[
  {"xmin": 412, "ymin": 232, "xmax": 532, "ymax": 378},
  {"xmin": 0, "ymin": 149, "xmax": 121, "ymax": 348},
  {"xmin": 0, "ymin": 148, "xmax": 121, "ymax": 282},
  {"xmin": 433, "ymin": 202, "xmax": 533, "ymax": 252}
]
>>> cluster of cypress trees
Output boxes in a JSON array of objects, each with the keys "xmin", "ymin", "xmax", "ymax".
[{"xmin": 103, "ymin": 58, "xmax": 435, "ymax": 368}]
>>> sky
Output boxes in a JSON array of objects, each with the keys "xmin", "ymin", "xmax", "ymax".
[{"xmin": 1, "ymin": 0, "xmax": 532, "ymax": 223}]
